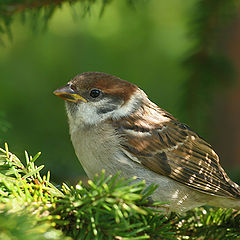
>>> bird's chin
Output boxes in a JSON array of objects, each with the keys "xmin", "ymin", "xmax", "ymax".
[{"xmin": 65, "ymin": 101, "xmax": 79, "ymax": 118}]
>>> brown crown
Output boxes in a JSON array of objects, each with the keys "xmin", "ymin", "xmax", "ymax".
[{"xmin": 69, "ymin": 72, "xmax": 138, "ymax": 102}]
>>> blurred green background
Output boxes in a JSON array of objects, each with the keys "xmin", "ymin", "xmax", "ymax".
[{"xmin": 1, "ymin": 0, "xmax": 240, "ymax": 184}]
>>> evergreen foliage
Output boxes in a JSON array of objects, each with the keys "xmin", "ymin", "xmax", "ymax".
[
  {"xmin": 0, "ymin": 144, "xmax": 240, "ymax": 239},
  {"xmin": 0, "ymin": 209, "xmax": 71, "ymax": 240},
  {"xmin": 174, "ymin": 207, "xmax": 240, "ymax": 239},
  {"xmin": 1, "ymin": 0, "xmax": 240, "ymax": 239},
  {"xmin": 0, "ymin": 144, "xmax": 176, "ymax": 239},
  {"xmin": 0, "ymin": 0, "xmax": 121, "ymax": 37},
  {"xmin": 50, "ymin": 173, "xmax": 174, "ymax": 239}
]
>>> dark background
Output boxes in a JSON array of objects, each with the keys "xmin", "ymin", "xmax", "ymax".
[{"xmin": 1, "ymin": 0, "xmax": 240, "ymax": 185}]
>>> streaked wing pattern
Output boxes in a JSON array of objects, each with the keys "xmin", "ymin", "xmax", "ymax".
[{"xmin": 113, "ymin": 106, "xmax": 240, "ymax": 199}]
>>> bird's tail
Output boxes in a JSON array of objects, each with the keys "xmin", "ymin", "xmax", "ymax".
[{"xmin": 209, "ymin": 196, "xmax": 240, "ymax": 210}]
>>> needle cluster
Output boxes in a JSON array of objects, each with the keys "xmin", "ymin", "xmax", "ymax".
[{"xmin": 0, "ymin": 144, "xmax": 240, "ymax": 239}]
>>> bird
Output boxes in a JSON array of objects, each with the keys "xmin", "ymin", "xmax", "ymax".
[{"xmin": 54, "ymin": 72, "xmax": 240, "ymax": 213}]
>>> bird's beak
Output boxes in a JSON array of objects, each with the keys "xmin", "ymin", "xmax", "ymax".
[{"xmin": 53, "ymin": 85, "xmax": 87, "ymax": 103}]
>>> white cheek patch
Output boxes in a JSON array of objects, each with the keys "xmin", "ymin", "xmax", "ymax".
[
  {"xmin": 66, "ymin": 89, "xmax": 144, "ymax": 127},
  {"xmin": 68, "ymin": 98, "xmax": 118, "ymax": 126},
  {"xmin": 75, "ymin": 102, "xmax": 109, "ymax": 126},
  {"xmin": 112, "ymin": 89, "xmax": 144, "ymax": 120}
]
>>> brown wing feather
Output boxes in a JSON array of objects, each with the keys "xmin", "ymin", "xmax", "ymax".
[{"xmin": 114, "ymin": 107, "xmax": 240, "ymax": 199}]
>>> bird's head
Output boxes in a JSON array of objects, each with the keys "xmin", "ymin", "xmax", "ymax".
[{"xmin": 54, "ymin": 72, "xmax": 144, "ymax": 126}]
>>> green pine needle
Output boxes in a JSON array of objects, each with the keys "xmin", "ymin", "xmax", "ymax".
[{"xmin": 1, "ymin": 143, "xmax": 240, "ymax": 239}]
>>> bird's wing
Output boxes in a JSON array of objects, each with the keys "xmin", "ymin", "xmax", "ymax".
[{"xmin": 114, "ymin": 113, "xmax": 240, "ymax": 199}]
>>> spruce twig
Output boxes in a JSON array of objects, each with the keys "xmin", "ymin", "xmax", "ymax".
[{"xmin": 1, "ymin": 143, "xmax": 240, "ymax": 239}]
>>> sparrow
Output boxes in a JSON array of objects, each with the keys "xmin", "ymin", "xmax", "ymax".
[{"xmin": 54, "ymin": 72, "xmax": 240, "ymax": 213}]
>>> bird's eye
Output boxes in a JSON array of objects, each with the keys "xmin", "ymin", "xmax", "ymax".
[{"xmin": 90, "ymin": 89, "xmax": 101, "ymax": 98}]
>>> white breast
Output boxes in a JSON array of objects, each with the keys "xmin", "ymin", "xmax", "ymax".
[{"xmin": 69, "ymin": 122, "xmax": 122, "ymax": 179}]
